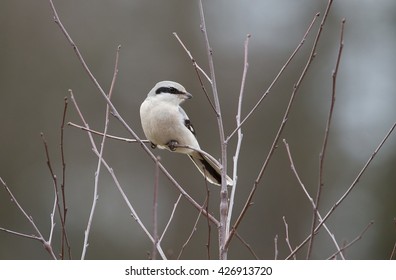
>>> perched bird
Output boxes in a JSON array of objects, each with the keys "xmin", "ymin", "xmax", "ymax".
[{"xmin": 140, "ymin": 81, "xmax": 233, "ymax": 186}]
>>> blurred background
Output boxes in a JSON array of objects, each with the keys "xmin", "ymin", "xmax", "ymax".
[{"xmin": 0, "ymin": 0, "xmax": 395, "ymax": 260}]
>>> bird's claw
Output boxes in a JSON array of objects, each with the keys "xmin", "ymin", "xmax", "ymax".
[{"xmin": 167, "ymin": 140, "xmax": 179, "ymax": 151}]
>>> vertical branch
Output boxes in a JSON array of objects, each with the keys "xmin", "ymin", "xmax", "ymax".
[
  {"xmin": 226, "ymin": 0, "xmax": 334, "ymax": 248},
  {"xmin": 198, "ymin": 0, "xmax": 229, "ymax": 259},
  {"xmin": 306, "ymin": 18, "xmax": 346, "ymax": 259},
  {"xmin": 226, "ymin": 13, "xmax": 320, "ymax": 141},
  {"xmin": 283, "ymin": 216, "xmax": 296, "ymax": 260},
  {"xmin": 59, "ymin": 97, "xmax": 72, "ymax": 259},
  {"xmin": 49, "ymin": 0, "xmax": 220, "ymax": 226},
  {"xmin": 81, "ymin": 45, "xmax": 120, "ymax": 260},
  {"xmin": 151, "ymin": 156, "xmax": 160, "ymax": 260},
  {"xmin": 204, "ymin": 182, "xmax": 212, "ymax": 259},
  {"xmin": 274, "ymin": 235, "xmax": 279, "ymax": 260},
  {"xmin": 226, "ymin": 34, "xmax": 250, "ymax": 237}
]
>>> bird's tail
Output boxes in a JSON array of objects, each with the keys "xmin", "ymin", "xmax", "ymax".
[{"xmin": 188, "ymin": 152, "xmax": 233, "ymax": 186}]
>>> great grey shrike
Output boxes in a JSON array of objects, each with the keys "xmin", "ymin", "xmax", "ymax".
[{"xmin": 140, "ymin": 81, "xmax": 233, "ymax": 186}]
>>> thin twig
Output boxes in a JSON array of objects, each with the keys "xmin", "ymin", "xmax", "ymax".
[
  {"xmin": 204, "ymin": 181, "xmax": 211, "ymax": 259},
  {"xmin": 274, "ymin": 235, "xmax": 279, "ymax": 260},
  {"xmin": 69, "ymin": 90, "xmax": 167, "ymax": 260},
  {"xmin": 40, "ymin": 132, "xmax": 69, "ymax": 259},
  {"xmin": 226, "ymin": 12, "xmax": 320, "ymax": 142},
  {"xmin": 152, "ymin": 156, "xmax": 160, "ymax": 260},
  {"xmin": 198, "ymin": 0, "xmax": 229, "ymax": 260},
  {"xmin": 286, "ymin": 121, "xmax": 396, "ymax": 259},
  {"xmin": 60, "ymin": 97, "xmax": 72, "ymax": 259},
  {"xmin": 307, "ymin": 17, "xmax": 346, "ymax": 260},
  {"xmin": 226, "ymin": 34, "xmax": 250, "ymax": 240},
  {"xmin": 49, "ymin": 0, "xmax": 220, "ymax": 227},
  {"xmin": 283, "ymin": 139, "xmax": 345, "ymax": 259},
  {"xmin": 177, "ymin": 200, "xmax": 206, "ymax": 259},
  {"xmin": 81, "ymin": 45, "xmax": 120, "ymax": 260},
  {"xmin": 159, "ymin": 194, "xmax": 182, "ymax": 243},
  {"xmin": 327, "ymin": 221, "xmax": 374, "ymax": 260},
  {"xmin": 0, "ymin": 177, "xmax": 57, "ymax": 259},
  {"xmin": 173, "ymin": 32, "xmax": 217, "ymax": 115},
  {"xmin": 0, "ymin": 227, "xmax": 41, "ymax": 241},
  {"xmin": 226, "ymin": 5, "xmax": 329, "ymax": 247},
  {"xmin": 390, "ymin": 218, "xmax": 396, "ymax": 260},
  {"xmin": 283, "ymin": 216, "xmax": 296, "ymax": 260},
  {"xmin": 68, "ymin": 122, "xmax": 148, "ymax": 143},
  {"xmin": 234, "ymin": 232, "xmax": 260, "ymax": 260}
]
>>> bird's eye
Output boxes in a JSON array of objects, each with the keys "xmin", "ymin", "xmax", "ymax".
[{"xmin": 169, "ymin": 87, "xmax": 177, "ymax": 94}]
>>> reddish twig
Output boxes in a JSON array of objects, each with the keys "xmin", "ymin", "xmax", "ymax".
[
  {"xmin": 226, "ymin": 3, "xmax": 330, "ymax": 247},
  {"xmin": 173, "ymin": 32, "xmax": 217, "ymax": 115},
  {"xmin": 286, "ymin": 121, "xmax": 396, "ymax": 259},
  {"xmin": 307, "ymin": 17, "xmax": 346, "ymax": 259},
  {"xmin": 226, "ymin": 13, "xmax": 320, "ymax": 142},
  {"xmin": 49, "ymin": 0, "xmax": 220, "ymax": 227},
  {"xmin": 59, "ymin": 97, "xmax": 72, "ymax": 259},
  {"xmin": 327, "ymin": 221, "xmax": 374, "ymax": 260},
  {"xmin": 0, "ymin": 177, "xmax": 57, "ymax": 259},
  {"xmin": 283, "ymin": 139, "xmax": 345, "ymax": 259},
  {"xmin": 177, "ymin": 198, "xmax": 207, "ymax": 259}
]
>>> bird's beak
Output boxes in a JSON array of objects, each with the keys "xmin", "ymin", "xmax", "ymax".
[{"xmin": 184, "ymin": 92, "xmax": 193, "ymax": 99}]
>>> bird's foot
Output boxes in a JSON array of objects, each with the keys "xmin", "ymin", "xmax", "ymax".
[
  {"xmin": 150, "ymin": 142, "xmax": 157, "ymax": 149},
  {"xmin": 166, "ymin": 140, "xmax": 179, "ymax": 151}
]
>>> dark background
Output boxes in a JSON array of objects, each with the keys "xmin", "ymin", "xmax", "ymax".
[{"xmin": 1, "ymin": 0, "xmax": 395, "ymax": 259}]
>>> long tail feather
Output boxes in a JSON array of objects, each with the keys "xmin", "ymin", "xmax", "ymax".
[{"xmin": 188, "ymin": 152, "xmax": 233, "ymax": 186}]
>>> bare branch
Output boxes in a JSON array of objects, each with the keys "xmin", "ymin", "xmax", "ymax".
[
  {"xmin": 274, "ymin": 235, "xmax": 279, "ymax": 260},
  {"xmin": 151, "ymin": 156, "xmax": 160, "ymax": 260},
  {"xmin": 60, "ymin": 97, "xmax": 72, "ymax": 259},
  {"xmin": 68, "ymin": 122, "xmax": 148, "ymax": 143},
  {"xmin": 81, "ymin": 45, "xmax": 120, "ymax": 260},
  {"xmin": 49, "ymin": 0, "xmax": 220, "ymax": 228},
  {"xmin": 198, "ymin": 0, "xmax": 229, "ymax": 260},
  {"xmin": 0, "ymin": 177, "xmax": 57, "ymax": 259},
  {"xmin": 226, "ymin": 3, "xmax": 331, "ymax": 246},
  {"xmin": 177, "ymin": 199, "xmax": 206, "ymax": 259},
  {"xmin": 159, "ymin": 194, "xmax": 182, "ymax": 243},
  {"xmin": 173, "ymin": 32, "xmax": 217, "ymax": 114},
  {"xmin": 234, "ymin": 232, "xmax": 260, "ymax": 260},
  {"xmin": 283, "ymin": 216, "xmax": 296, "ymax": 260},
  {"xmin": 226, "ymin": 34, "xmax": 250, "ymax": 240},
  {"xmin": 283, "ymin": 139, "xmax": 345, "ymax": 260},
  {"xmin": 204, "ymin": 181, "xmax": 212, "ymax": 260},
  {"xmin": 0, "ymin": 227, "xmax": 41, "ymax": 241},
  {"xmin": 327, "ymin": 221, "xmax": 374, "ymax": 260},
  {"xmin": 307, "ymin": 17, "xmax": 346, "ymax": 259},
  {"xmin": 69, "ymin": 90, "xmax": 167, "ymax": 259},
  {"xmin": 226, "ymin": 12, "xmax": 320, "ymax": 142},
  {"xmin": 286, "ymin": 121, "xmax": 396, "ymax": 259}
]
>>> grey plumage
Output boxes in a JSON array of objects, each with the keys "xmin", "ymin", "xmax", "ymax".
[{"xmin": 140, "ymin": 81, "xmax": 233, "ymax": 186}]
